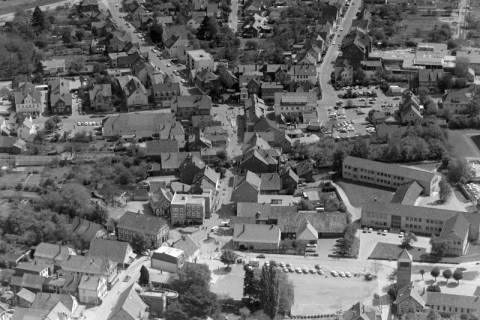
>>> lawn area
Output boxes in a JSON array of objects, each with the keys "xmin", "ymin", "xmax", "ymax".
[
  {"xmin": 289, "ymin": 273, "xmax": 377, "ymax": 315},
  {"xmin": 398, "ymin": 14, "xmax": 442, "ymax": 41},
  {"xmin": 0, "ymin": 0, "xmax": 63, "ymax": 15},
  {"xmin": 447, "ymin": 129, "xmax": 480, "ymax": 158},
  {"xmin": 369, "ymin": 242, "xmax": 427, "ymax": 261},
  {"xmin": 211, "ymin": 264, "xmax": 245, "ymax": 300},
  {"xmin": 336, "ymin": 179, "xmax": 394, "ymax": 207}
]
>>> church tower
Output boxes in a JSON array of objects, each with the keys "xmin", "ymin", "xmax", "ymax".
[{"xmin": 397, "ymin": 249, "xmax": 413, "ymax": 289}]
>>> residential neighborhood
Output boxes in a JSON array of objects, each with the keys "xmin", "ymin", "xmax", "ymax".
[{"xmin": 1, "ymin": 0, "xmax": 480, "ymax": 319}]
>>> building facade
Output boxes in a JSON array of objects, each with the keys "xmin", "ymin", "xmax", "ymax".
[{"xmin": 170, "ymin": 193, "xmax": 206, "ymax": 226}]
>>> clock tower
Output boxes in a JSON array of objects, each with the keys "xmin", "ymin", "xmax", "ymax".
[{"xmin": 397, "ymin": 249, "xmax": 413, "ymax": 289}]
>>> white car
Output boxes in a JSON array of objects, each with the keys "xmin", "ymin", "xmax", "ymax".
[
  {"xmin": 345, "ymin": 272, "xmax": 352, "ymax": 278},
  {"xmin": 331, "ymin": 271, "xmax": 338, "ymax": 277},
  {"xmin": 338, "ymin": 271, "xmax": 345, "ymax": 277}
]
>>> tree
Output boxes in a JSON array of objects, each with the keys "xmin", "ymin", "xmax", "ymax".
[
  {"xmin": 31, "ymin": 6, "xmax": 46, "ymax": 30},
  {"xmin": 447, "ymin": 157, "xmax": 473, "ymax": 184},
  {"xmin": 430, "ymin": 240, "xmax": 447, "ymax": 259},
  {"xmin": 454, "ymin": 57, "xmax": 470, "ymax": 78},
  {"xmin": 164, "ymin": 303, "xmax": 190, "ymax": 320},
  {"xmin": 139, "ymin": 265, "xmax": 150, "ymax": 286},
  {"xmin": 420, "ymin": 269, "xmax": 425, "ymax": 280},
  {"xmin": 427, "ymin": 284, "xmax": 441, "ymax": 292},
  {"xmin": 149, "ymin": 24, "xmax": 163, "ymax": 43},
  {"xmin": 453, "ymin": 268, "xmax": 463, "ymax": 283},
  {"xmin": 197, "ymin": 16, "xmax": 218, "ymax": 41},
  {"xmin": 243, "ymin": 267, "xmax": 261, "ymax": 304},
  {"xmin": 431, "ymin": 267, "xmax": 440, "ymax": 282},
  {"xmin": 401, "ymin": 232, "xmax": 417, "ymax": 249},
  {"xmin": 442, "ymin": 269, "xmax": 452, "ymax": 283},
  {"xmin": 220, "ymin": 250, "xmax": 237, "ymax": 270},
  {"xmin": 131, "ymin": 234, "xmax": 148, "ymax": 254},
  {"xmin": 438, "ymin": 177, "xmax": 452, "ymax": 203},
  {"xmin": 169, "ymin": 263, "xmax": 219, "ymax": 318}
]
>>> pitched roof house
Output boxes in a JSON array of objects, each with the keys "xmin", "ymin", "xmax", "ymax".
[
  {"xmin": 233, "ymin": 223, "xmax": 281, "ymax": 251},
  {"xmin": 89, "ymin": 84, "xmax": 112, "ymax": 112},
  {"xmin": 231, "ymin": 171, "xmax": 261, "ymax": 203},
  {"xmin": 88, "ymin": 239, "xmax": 135, "ymax": 267},
  {"xmin": 117, "ymin": 212, "xmax": 169, "ymax": 248}
]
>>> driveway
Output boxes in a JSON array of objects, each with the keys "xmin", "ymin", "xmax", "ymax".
[{"xmin": 332, "ymin": 182, "xmax": 361, "ymax": 221}]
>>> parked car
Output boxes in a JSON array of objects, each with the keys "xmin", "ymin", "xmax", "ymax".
[
  {"xmin": 256, "ymin": 254, "xmax": 266, "ymax": 259},
  {"xmin": 331, "ymin": 271, "xmax": 338, "ymax": 277}
]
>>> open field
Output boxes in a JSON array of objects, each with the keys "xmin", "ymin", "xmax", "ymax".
[
  {"xmin": 0, "ymin": 0, "xmax": 64, "ymax": 15},
  {"xmin": 448, "ymin": 129, "xmax": 480, "ymax": 158},
  {"xmin": 335, "ymin": 179, "xmax": 394, "ymax": 207},
  {"xmin": 290, "ymin": 273, "xmax": 377, "ymax": 315},
  {"xmin": 399, "ymin": 14, "xmax": 442, "ymax": 40}
]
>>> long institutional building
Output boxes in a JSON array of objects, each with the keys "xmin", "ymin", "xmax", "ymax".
[
  {"xmin": 343, "ymin": 156, "xmax": 480, "ymax": 256},
  {"xmin": 342, "ymin": 156, "xmax": 439, "ymax": 195}
]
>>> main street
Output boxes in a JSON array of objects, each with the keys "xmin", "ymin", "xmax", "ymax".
[
  {"xmin": 99, "ymin": 0, "xmax": 190, "ymax": 95},
  {"xmin": 316, "ymin": 0, "xmax": 362, "ymax": 122}
]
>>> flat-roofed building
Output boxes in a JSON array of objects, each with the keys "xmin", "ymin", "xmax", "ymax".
[
  {"xmin": 170, "ymin": 193, "xmax": 206, "ymax": 226},
  {"xmin": 151, "ymin": 246, "xmax": 185, "ymax": 273}
]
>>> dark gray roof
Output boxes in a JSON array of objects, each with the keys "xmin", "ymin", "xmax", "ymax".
[{"xmin": 117, "ymin": 212, "xmax": 168, "ymax": 235}]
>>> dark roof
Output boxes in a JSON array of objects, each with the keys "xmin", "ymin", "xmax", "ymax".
[
  {"xmin": 152, "ymin": 82, "xmax": 180, "ymax": 95},
  {"xmin": 88, "ymin": 239, "xmax": 133, "ymax": 265},
  {"xmin": 235, "ymin": 171, "xmax": 261, "ymax": 190},
  {"xmin": 391, "ymin": 181, "xmax": 423, "ymax": 205},
  {"xmin": 145, "ymin": 140, "xmax": 179, "ymax": 156},
  {"xmin": 117, "ymin": 212, "xmax": 168, "ymax": 235}
]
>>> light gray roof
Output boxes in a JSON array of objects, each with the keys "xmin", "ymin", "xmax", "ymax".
[
  {"xmin": 233, "ymin": 223, "xmax": 281, "ymax": 244},
  {"xmin": 343, "ymin": 156, "xmax": 436, "ymax": 185},
  {"xmin": 362, "ymin": 201, "xmax": 460, "ymax": 221},
  {"xmin": 426, "ymin": 292, "xmax": 480, "ymax": 310}
]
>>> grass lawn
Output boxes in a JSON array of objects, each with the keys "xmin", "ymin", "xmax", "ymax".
[
  {"xmin": 336, "ymin": 179, "xmax": 394, "ymax": 207},
  {"xmin": 447, "ymin": 129, "xmax": 480, "ymax": 158},
  {"xmin": 211, "ymin": 264, "xmax": 244, "ymax": 300},
  {"xmin": 398, "ymin": 14, "xmax": 442, "ymax": 41},
  {"xmin": 0, "ymin": 0, "xmax": 63, "ymax": 15},
  {"xmin": 369, "ymin": 243, "xmax": 427, "ymax": 261}
]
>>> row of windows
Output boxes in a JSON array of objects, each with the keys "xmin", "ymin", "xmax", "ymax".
[
  {"xmin": 425, "ymin": 219, "xmax": 443, "ymax": 225},
  {"xmin": 406, "ymin": 217, "xmax": 423, "ymax": 223},
  {"xmin": 425, "ymin": 226, "xmax": 442, "ymax": 232},
  {"xmin": 430, "ymin": 305, "xmax": 471, "ymax": 314}
]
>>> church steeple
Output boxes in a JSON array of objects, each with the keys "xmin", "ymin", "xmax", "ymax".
[{"xmin": 397, "ymin": 249, "xmax": 413, "ymax": 289}]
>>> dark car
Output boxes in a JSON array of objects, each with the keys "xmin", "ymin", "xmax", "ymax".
[{"xmin": 256, "ymin": 254, "xmax": 266, "ymax": 259}]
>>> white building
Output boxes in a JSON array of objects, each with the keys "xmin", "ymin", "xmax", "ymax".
[
  {"xmin": 186, "ymin": 49, "xmax": 214, "ymax": 76},
  {"xmin": 151, "ymin": 246, "xmax": 185, "ymax": 273}
]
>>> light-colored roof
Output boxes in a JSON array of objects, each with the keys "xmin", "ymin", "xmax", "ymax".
[
  {"xmin": 438, "ymin": 213, "xmax": 470, "ymax": 240},
  {"xmin": 16, "ymin": 288, "xmax": 36, "ymax": 304},
  {"xmin": 187, "ymin": 49, "xmax": 213, "ymax": 60},
  {"xmin": 171, "ymin": 193, "xmax": 205, "ymax": 205},
  {"xmin": 60, "ymin": 256, "xmax": 114, "ymax": 276},
  {"xmin": 172, "ymin": 235, "xmax": 199, "ymax": 258},
  {"xmin": 398, "ymin": 249, "xmax": 413, "ymax": 262},
  {"xmin": 153, "ymin": 246, "xmax": 184, "ymax": 258},
  {"xmin": 343, "ymin": 156, "xmax": 436, "ymax": 185},
  {"xmin": 109, "ymin": 285, "xmax": 148, "ymax": 320},
  {"xmin": 362, "ymin": 201, "xmax": 460, "ymax": 221},
  {"xmin": 78, "ymin": 275, "xmax": 103, "ymax": 291}
]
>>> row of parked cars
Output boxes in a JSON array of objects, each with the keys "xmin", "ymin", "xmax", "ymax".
[{"xmin": 77, "ymin": 121, "xmax": 101, "ymax": 126}]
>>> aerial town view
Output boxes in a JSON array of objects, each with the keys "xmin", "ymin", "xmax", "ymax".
[{"xmin": 1, "ymin": 0, "xmax": 480, "ymax": 318}]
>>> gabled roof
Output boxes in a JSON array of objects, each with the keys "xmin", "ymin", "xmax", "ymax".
[
  {"xmin": 152, "ymin": 82, "xmax": 180, "ymax": 95},
  {"xmin": 117, "ymin": 211, "xmax": 168, "ymax": 235},
  {"xmin": 426, "ymin": 292, "xmax": 480, "ymax": 310},
  {"xmin": 88, "ymin": 239, "xmax": 134, "ymax": 265},
  {"xmin": 343, "ymin": 156, "xmax": 436, "ymax": 185},
  {"xmin": 260, "ymin": 173, "xmax": 281, "ymax": 192},
  {"xmin": 16, "ymin": 288, "xmax": 36, "ymax": 304},
  {"xmin": 391, "ymin": 181, "xmax": 423, "ymax": 205},
  {"xmin": 109, "ymin": 285, "xmax": 148, "ymax": 320},
  {"xmin": 16, "ymin": 261, "xmax": 51, "ymax": 273},
  {"xmin": 236, "ymin": 171, "xmax": 261, "ymax": 190},
  {"xmin": 233, "ymin": 223, "xmax": 281, "ymax": 244},
  {"xmin": 398, "ymin": 249, "xmax": 413, "ymax": 263},
  {"xmin": 394, "ymin": 285, "xmax": 425, "ymax": 307},
  {"xmin": 89, "ymin": 84, "xmax": 112, "ymax": 102},
  {"xmin": 438, "ymin": 213, "xmax": 470, "ymax": 241},
  {"xmin": 78, "ymin": 275, "xmax": 103, "ymax": 291},
  {"xmin": 145, "ymin": 140, "xmax": 179, "ymax": 156},
  {"xmin": 60, "ymin": 256, "xmax": 115, "ymax": 276},
  {"xmin": 172, "ymin": 235, "xmax": 200, "ymax": 258}
]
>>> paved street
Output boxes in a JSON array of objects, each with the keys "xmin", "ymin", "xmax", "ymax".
[
  {"xmin": 228, "ymin": 0, "xmax": 239, "ymax": 33},
  {"xmin": 316, "ymin": 0, "xmax": 362, "ymax": 122},
  {"xmin": 99, "ymin": 0, "xmax": 190, "ymax": 95},
  {"xmin": 83, "ymin": 256, "xmax": 149, "ymax": 320}
]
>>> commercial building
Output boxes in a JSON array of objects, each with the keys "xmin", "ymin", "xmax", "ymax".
[
  {"xmin": 186, "ymin": 49, "xmax": 214, "ymax": 76},
  {"xmin": 170, "ymin": 193, "xmax": 206, "ymax": 226},
  {"xmin": 273, "ymin": 91, "xmax": 317, "ymax": 117},
  {"xmin": 342, "ymin": 156, "xmax": 439, "ymax": 195},
  {"xmin": 232, "ymin": 223, "xmax": 281, "ymax": 251},
  {"xmin": 116, "ymin": 212, "xmax": 169, "ymax": 249},
  {"xmin": 151, "ymin": 246, "xmax": 185, "ymax": 273}
]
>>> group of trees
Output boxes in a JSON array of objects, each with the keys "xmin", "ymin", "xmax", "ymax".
[
  {"xmin": 334, "ymin": 223, "xmax": 359, "ymax": 257},
  {"xmin": 243, "ymin": 263, "xmax": 294, "ymax": 318},
  {"xmin": 438, "ymin": 177, "xmax": 452, "ymax": 203},
  {"xmin": 166, "ymin": 263, "xmax": 219, "ymax": 320},
  {"xmin": 369, "ymin": 4, "xmax": 403, "ymax": 46},
  {"xmin": 291, "ymin": 123, "xmax": 449, "ymax": 172},
  {"xmin": 427, "ymin": 267, "xmax": 463, "ymax": 284},
  {"xmin": 427, "ymin": 23, "xmax": 452, "ymax": 43}
]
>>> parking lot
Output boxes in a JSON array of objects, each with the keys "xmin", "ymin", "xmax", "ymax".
[
  {"xmin": 319, "ymin": 86, "xmax": 402, "ymax": 139},
  {"xmin": 358, "ymin": 229, "xmax": 432, "ymax": 260}
]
